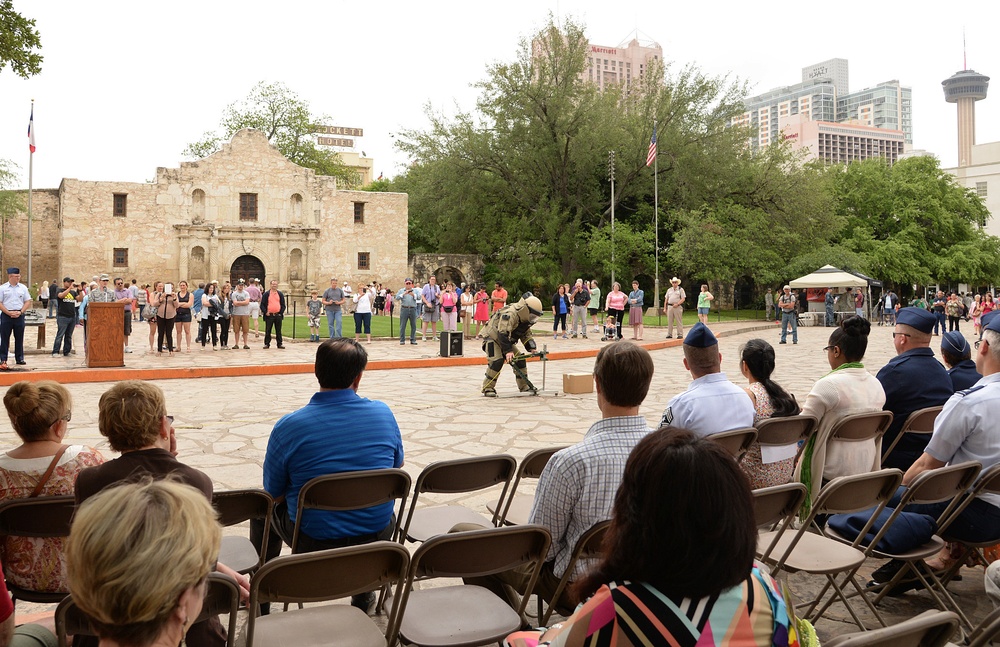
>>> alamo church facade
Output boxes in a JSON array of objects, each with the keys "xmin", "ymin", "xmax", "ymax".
[{"xmin": 7, "ymin": 129, "xmax": 409, "ymax": 299}]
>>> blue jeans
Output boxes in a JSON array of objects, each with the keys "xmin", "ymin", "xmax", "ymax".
[
  {"xmin": 325, "ymin": 310, "xmax": 342, "ymax": 338},
  {"xmin": 47, "ymin": 299, "xmax": 56, "ymax": 318},
  {"xmin": 52, "ymin": 314, "xmax": 75, "ymax": 355},
  {"xmin": 354, "ymin": 312, "xmax": 371, "ymax": 334},
  {"xmin": 780, "ymin": 311, "xmax": 797, "ymax": 343},
  {"xmin": 890, "ymin": 486, "xmax": 1000, "ymax": 544},
  {"xmin": 934, "ymin": 311, "xmax": 946, "ymax": 335},
  {"xmin": 399, "ymin": 307, "xmax": 418, "ymax": 343}
]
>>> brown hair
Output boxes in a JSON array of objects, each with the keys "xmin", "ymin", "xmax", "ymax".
[
  {"xmin": 98, "ymin": 381, "xmax": 166, "ymax": 452},
  {"xmin": 3, "ymin": 381, "xmax": 71, "ymax": 442},
  {"xmin": 593, "ymin": 341, "xmax": 654, "ymax": 408}
]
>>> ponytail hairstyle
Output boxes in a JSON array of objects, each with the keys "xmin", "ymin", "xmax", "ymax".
[{"xmin": 739, "ymin": 339, "xmax": 800, "ymax": 418}]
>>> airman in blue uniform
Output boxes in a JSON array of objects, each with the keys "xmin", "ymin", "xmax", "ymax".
[
  {"xmin": 941, "ymin": 331, "xmax": 982, "ymax": 391},
  {"xmin": 878, "ymin": 307, "xmax": 953, "ymax": 470}
]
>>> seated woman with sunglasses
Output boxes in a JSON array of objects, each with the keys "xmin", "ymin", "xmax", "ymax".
[{"xmin": 0, "ymin": 381, "xmax": 104, "ymax": 595}]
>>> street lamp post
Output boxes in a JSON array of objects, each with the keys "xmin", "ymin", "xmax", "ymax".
[{"xmin": 608, "ymin": 150, "xmax": 615, "ymax": 287}]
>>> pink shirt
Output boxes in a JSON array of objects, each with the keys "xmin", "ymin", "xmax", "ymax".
[
  {"xmin": 605, "ymin": 291, "xmax": 627, "ymax": 311},
  {"xmin": 246, "ymin": 285, "xmax": 262, "ymax": 302}
]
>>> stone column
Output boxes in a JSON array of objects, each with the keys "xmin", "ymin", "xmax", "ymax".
[
  {"xmin": 178, "ymin": 232, "xmax": 190, "ymax": 282},
  {"xmin": 208, "ymin": 228, "xmax": 219, "ymax": 283},
  {"xmin": 278, "ymin": 229, "xmax": 289, "ymax": 290},
  {"xmin": 306, "ymin": 231, "xmax": 318, "ymax": 286}
]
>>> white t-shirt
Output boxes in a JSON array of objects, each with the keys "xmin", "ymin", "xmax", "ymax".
[{"xmin": 354, "ymin": 290, "xmax": 373, "ymax": 314}]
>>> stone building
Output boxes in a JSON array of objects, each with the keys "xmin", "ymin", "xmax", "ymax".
[{"xmin": 5, "ymin": 129, "xmax": 408, "ymax": 302}]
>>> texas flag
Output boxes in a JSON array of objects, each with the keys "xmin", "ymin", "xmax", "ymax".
[{"xmin": 27, "ymin": 106, "xmax": 36, "ymax": 153}]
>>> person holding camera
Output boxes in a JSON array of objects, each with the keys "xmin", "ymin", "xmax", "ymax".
[
  {"xmin": 396, "ymin": 278, "xmax": 420, "ymax": 345},
  {"xmin": 52, "ymin": 277, "xmax": 82, "ymax": 357},
  {"xmin": 261, "ymin": 279, "xmax": 285, "ymax": 349},
  {"xmin": 199, "ymin": 282, "xmax": 222, "ymax": 350}
]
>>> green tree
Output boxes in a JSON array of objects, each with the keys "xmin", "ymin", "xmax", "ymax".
[
  {"xmin": 183, "ymin": 82, "xmax": 360, "ymax": 187},
  {"xmin": 0, "ymin": 160, "xmax": 25, "ymax": 265},
  {"xmin": 0, "ymin": 0, "xmax": 42, "ymax": 78}
]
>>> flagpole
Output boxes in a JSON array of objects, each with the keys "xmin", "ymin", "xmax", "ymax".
[
  {"xmin": 653, "ymin": 119, "xmax": 659, "ymax": 318},
  {"xmin": 27, "ymin": 100, "xmax": 34, "ymax": 292}
]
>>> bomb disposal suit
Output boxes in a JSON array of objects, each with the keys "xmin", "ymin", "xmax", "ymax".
[{"xmin": 480, "ymin": 295, "xmax": 543, "ymax": 396}]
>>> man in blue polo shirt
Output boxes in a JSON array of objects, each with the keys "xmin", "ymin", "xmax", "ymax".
[{"xmin": 254, "ymin": 338, "xmax": 404, "ymax": 612}]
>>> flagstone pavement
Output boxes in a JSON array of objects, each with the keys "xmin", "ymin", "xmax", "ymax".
[{"xmin": 4, "ymin": 317, "xmax": 994, "ymax": 642}]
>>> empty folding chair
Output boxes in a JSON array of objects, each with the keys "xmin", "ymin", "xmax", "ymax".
[
  {"xmin": 213, "ymin": 488, "xmax": 273, "ymax": 574},
  {"xmin": 292, "ymin": 468, "xmax": 411, "ymax": 552},
  {"xmin": 0, "ymin": 495, "xmax": 76, "ymax": 606},
  {"xmin": 536, "ymin": 520, "xmax": 610, "ymax": 625},
  {"xmin": 401, "ymin": 455, "xmax": 517, "ymax": 542},
  {"xmin": 57, "ymin": 573, "xmax": 242, "ymax": 647},
  {"xmin": 757, "ymin": 469, "xmax": 903, "ymax": 631},
  {"xmin": 752, "ymin": 482, "xmax": 807, "ymax": 533},
  {"xmin": 488, "ymin": 446, "xmax": 567, "ymax": 526},
  {"xmin": 388, "ymin": 525, "xmax": 551, "ymax": 647},
  {"xmin": 246, "ymin": 541, "xmax": 409, "ymax": 647},
  {"xmin": 881, "ymin": 406, "xmax": 943, "ymax": 468},
  {"xmin": 823, "ymin": 610, "xmax": 959, "ymax": 647},
  {"xmin": 708, "ymin": 427, "xmax": 757, "ymax": 463}
]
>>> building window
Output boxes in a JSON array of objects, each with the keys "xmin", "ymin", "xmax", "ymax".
[
  {"xmin": 353, "ymin": 201, "xmax": 365, "ymax": 224},
  {"xmin": 239, "ymin": 193, "xmax": 258, "ymax": 221},
  {"xmin": 358, "ymin": 252, "xmax": 370, "ymax": 270},
  {"xmin": 977, "ymin": 181, "xmax": 988, "ymax": 197},
  {"xmin": 113, "ymin": 248, "xmax": 128, "ymax": 267},
  {"xmin": 113, "ymin": 194, "xmax": 127, "ymax": 217}
]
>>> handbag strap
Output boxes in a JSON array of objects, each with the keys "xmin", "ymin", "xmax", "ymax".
[{"xmin": 30, "ymin": 445, "xmax": 69, "ymax": 498}]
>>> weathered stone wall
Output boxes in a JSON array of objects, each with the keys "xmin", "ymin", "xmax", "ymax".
[
  {"xmin": 409, "ymin": 254, "xmax": 484, "ymax": 288},
  {"xmin": 2, "ymin": 189, "xmax": 61, "ymax": 294},
  {"xmin": 4, "ymin": 129, "xmax": 409, "ymax": 308}
]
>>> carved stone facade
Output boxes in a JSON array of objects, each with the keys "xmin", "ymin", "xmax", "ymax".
[{"xmin": 5, "ymin": 129, "xmax": 408, "ymax": 301}]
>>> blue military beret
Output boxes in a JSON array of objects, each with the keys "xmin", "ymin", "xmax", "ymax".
[
  {"xmin": 984, "ymin": 311, "xmax": 1000, "ymax": 335},
  {"xmin": 896, "ymin": 307, "xmax": 936, "ymax": 334},
  {"xmin": 683, "ymin": 322, "xmax": 717, "ymax": 348},
  {"xmin": 941, "ymin": 331, "xmax": 969, "ymax": 355}
]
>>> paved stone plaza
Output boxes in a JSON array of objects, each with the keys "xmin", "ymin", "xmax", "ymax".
[{"xmin": 3, "ymin": 318, "xmax": 994, "ymax": 641}]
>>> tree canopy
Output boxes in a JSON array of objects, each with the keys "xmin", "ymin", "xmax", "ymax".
[
  {"xmin": 0, "ymin": 0, "xmax": 42, "ymax": 79},
  {"xmin": 183, "ymin": 82, "xmax": 360, "ymax": 187}
]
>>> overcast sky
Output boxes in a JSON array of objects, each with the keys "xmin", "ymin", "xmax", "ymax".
[{"xmin": 2, "ymin": 0, "xmax": 999, "ymax": 190}]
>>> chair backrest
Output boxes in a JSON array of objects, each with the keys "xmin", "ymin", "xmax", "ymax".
[
  {"xmin": 497, "ymin": 447, "xmax": 567, "ymax": 525},
  {"xmin": 881, "ymin": 406, "xmax": 943, "ymax": 464},
  {"xmin": 412, "ymin": 455, "xmax": 517, "ymax": 495},
  {"xmin": 0, "ymin": 495, "xmax": 76, "ymax": 538},
  {"xmin": 708, "ymin": 428, "xmax": 757, "ymax": 463},
  {"xmin": 246, "ymin": 541, "xmax": 410, "ymax": 647},
  {"xmin": 293, "ymin": 468, "xmax": 411, "ymax": 551},
  {"xmin": 967, "ymin": 605, "xmax": 1000, "ymax": 647},
  {"xmin": 823, "ymin": 610, "xmax": 959, "ymax": 647},
  {"xmin": 212, "ymin": 488, "xmax": 273, "ymax": 527},
  {"xmin": 388, "ymin": 525, "xmax": 550, "ymax": 640},
  {"xmin": 752, "ymin": 482, "xmax": 807, "ymax": 529},
  {"xmin": 56, "ymin": 574, "xmax": 240, "ymax": 647},
  {"xmin": 938, "ymin": 461, "xmax": 1000, "ymax": 534},
  {"xmin": 830, "ymin": 410, "xmax": 893, "ymax": 442},
  {"xmin": 540, "ymin": 520, "xmax": 610, "ymax": 624},
  {"xmin": 755, "ymin": 415, "xmax": 817, "ymax": 447}
]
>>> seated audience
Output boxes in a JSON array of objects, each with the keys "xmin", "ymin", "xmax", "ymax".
[
  {"xmin": 75, "ymin": 380, "xmax": 247, "ymax": 647},
  {"xmin": 795, "ymin": 316, "xmax": 885, "ymax": 511},
  {"xmin": 940, "ymin": 331, "xmax": 981, "ymax": 391},
  {"xmin": 660, "ymin": 322, "xmax": 754, "ymax": 434},
  {"xmin": 0, "ymin": 381, "xmax": 103, "ymax": 594},
  {"xmin": 506, "ymin": 428, "xmax": 798, "ymax": 646},
  {"xmin": 737, "ymin": 339, "xmax": 801, "ymax": 488},
  {"xmin": 66, "ymin": 480, "xmax": 221, "ymax": 647}
]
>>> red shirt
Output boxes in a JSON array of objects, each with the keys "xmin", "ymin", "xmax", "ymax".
[{"xmin": 267, "ymin": 290, "xmax": 281, "ymax": 314}]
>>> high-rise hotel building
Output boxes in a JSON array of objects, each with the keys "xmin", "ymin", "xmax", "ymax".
[{"xmin": 582, "ymin": 37, "xmax": 663, "ymax": 90}]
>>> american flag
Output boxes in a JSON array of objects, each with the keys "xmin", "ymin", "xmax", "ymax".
[
  {"xmin": 645, "ymin": 126, "xmax": 656, "ymax": 167},
  {"xmin": 28, "ymin": 106, "xmax": 36, "ymax": 153}
]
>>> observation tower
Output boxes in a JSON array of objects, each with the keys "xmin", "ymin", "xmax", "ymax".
[{"xmin": 943, "ymin": 68, "xmax": 989, "ymax": 167}]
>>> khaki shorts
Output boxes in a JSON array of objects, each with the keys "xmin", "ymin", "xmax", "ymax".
[
  {"xmin": 231, "ymin": 314, "xmax": 249, "ymax": 338},
  {"xmin": 248, "ymin": 301, "xmax": 261, "ymax": 319}
]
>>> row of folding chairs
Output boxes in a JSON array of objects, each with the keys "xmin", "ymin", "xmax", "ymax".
[{"xmin": 55, "ymin": 524, "xmax": 554, "ymax": 647}]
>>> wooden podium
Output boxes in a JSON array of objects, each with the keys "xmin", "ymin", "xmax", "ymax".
[{"xmin": 87, "ymin": 303, "xmax": 125, "ymax": 368}]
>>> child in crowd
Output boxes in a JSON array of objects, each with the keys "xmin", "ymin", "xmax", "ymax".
[
  {"xmin": 307, "ymin": 291, "xmax": 322, "ymax": 342},
  {"xmin": 602, "ymin": 315, "xmax": 617, "ymax": 342}
]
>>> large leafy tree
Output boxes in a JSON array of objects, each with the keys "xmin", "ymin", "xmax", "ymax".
[
  {"xmin": 183, "ymin": 82, "xmax": 360, "ymax": 187},
  {"xmin": 831, "ymin": 156, "xmax": 1000, "ymax": 286},
  {"xmin": 0, "ymin": 160, "xmax": 25, "ymax": 267},
  {"xmin": 0, "ymin": 0, "xmax": 41, "ymax": 78}
]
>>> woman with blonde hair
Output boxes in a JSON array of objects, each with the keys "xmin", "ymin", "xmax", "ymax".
[
  {"xmin": 66, "ymin": 479, "xmax": 221, "ymax": 647},
  {"xmin": 0, "ymin": 381, "xmax": 103, "ymax": 594}
]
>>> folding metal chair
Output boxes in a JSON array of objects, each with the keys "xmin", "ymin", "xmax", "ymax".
[
  {"xmin": 488, "ymin": 446, "xmax": 567, "ymax": 526},
  {"xmin": 400, "ymin": 455, "xmax": 517, "ymax": 542},
  {"xmin": 0, "ymin": 495, "xmax": 76, "ymax": 606},
  {"xmin": 966, "ymin": 606, "xmax": 1000, "ymax": 647},
  {"xmin": 757, "ymin": 469, "xmax": 903, "ymax": 631},
  {"xmin": 213, "ymin": 488, "xmax": 273, "ymax": 574},
  {"xmin": 755, "ymin": 414, "xmax": 817, "ymax": 462},
  {"xmin": 708, "ymin": 427, "xmax": 757, "ymax": 463},
  {"xmin": 291, "ymin": 468, "xmax": 411, "ymax": 552},
  {"xmin": 56, "ymin": 573, "xmax": 241, "ymax": 647},
  {"xmin": 881, "ymin": 406, "xmax": 943, "ymax": 468},
  {"xmin": 387, "ymin": 525, "xmax": 551, "ymax": 647},
  {"xmin": 830, "ymin": 410, "xmax": 894, "ymax": 444},
  {"xmin": 246, "ymin": 541, "xmax": 409, "ymax": 647},
  {"xmin": 819, "ymin": 462, "xmax": 981, "ymax": 629},
  {"xmin": 823, "ymin": 610, "xmax": 959, "ymax": 647},
  {"xmin": 533, "ymin": 519, "xmax": 609, "ymax": 625},
  {"xmin": 752, "ymin": 482, "xmax": 807, "ymax": 533}
]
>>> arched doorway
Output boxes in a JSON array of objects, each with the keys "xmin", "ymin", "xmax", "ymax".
[
  {"xmin": 230, "ymin": 255, "xmax": 265, "ymax": 286},
  {"xmin": 433, "ymin": 266, "xmax": 466, "ymax": 287}
]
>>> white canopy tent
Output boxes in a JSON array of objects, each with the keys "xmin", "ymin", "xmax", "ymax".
[{"xmin": 789, "ymin": 265, "xmax": 881, "ymax": 318}]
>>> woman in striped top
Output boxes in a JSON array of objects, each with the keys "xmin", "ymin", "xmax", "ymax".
[{"xmin": 507, "ymin": 428, "xmax": 800, "ymax": 647}]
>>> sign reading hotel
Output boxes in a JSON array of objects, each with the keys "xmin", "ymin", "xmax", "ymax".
[{"xmin": 313, "ymin": 125, "xmax": 362, "ymax": 148}]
